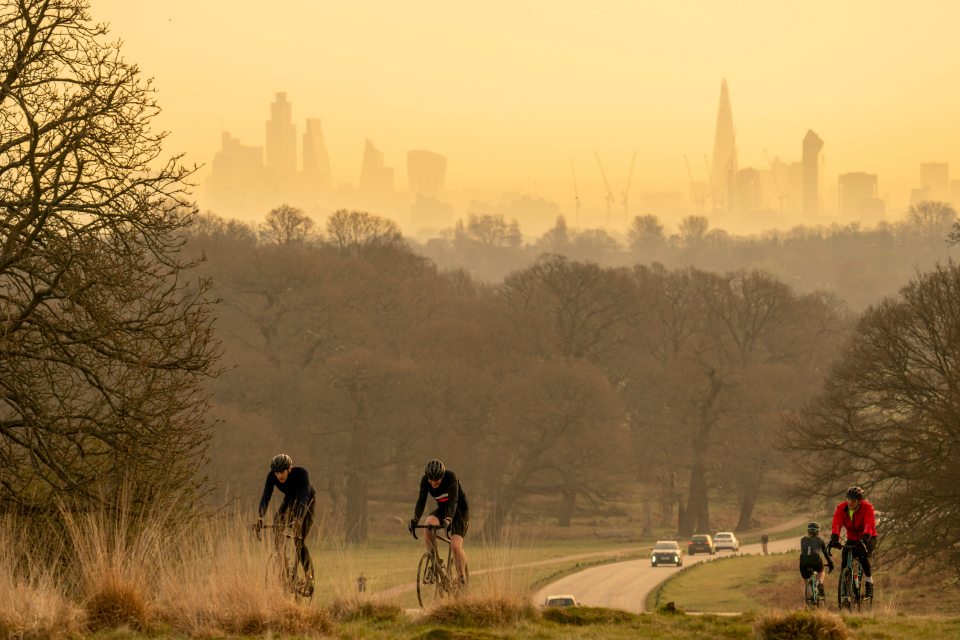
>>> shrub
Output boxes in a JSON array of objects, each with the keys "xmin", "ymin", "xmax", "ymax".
[
  {"xmin": 424, "ymin": 595, "xmax": 539, "ymax": 627},
  {"xmin": 329, "ymin": 597, "xmax": 403, "ymax": 622},
  {"xmin": 84, "ymin": 582, "xmax": 147, "ymax": 631},
  {"xmin": 542, "ymin": 605, "xmax": 640, "ymax": 625},
  {"xmin": 754, "ymin": 610, "xmax": 851, "ymax": 640}
]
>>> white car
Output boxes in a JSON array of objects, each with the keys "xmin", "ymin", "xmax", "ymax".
[
  {"xmin": 714, "ymin": 531, "xmax": 740, "ymax": 551},
  {"xmin": 543, "ymin": 594, "xmax": 579, "ymax": 607}
]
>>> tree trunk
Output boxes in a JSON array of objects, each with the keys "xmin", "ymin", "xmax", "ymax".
[
  {"xmin": 558, "ymin": 489, "xmax": 576, "ymax": 527},
  {"xmin": 736, "ymin": 482, "xmax": 758, "ymax": 531},
  {"xmin": 681, "ymin": 368, "xmax": 722, "ymax": 536},
  {"xmin": 482, "ymin": 488, "xmax": 514, "ymax": 542},
  {"xmin": 659, "ymin": 471, "xmax": 677, "ymax": 526},
  {"xmin": 642, "ymin": 497, "xmax": 654, "ymax": 538}
]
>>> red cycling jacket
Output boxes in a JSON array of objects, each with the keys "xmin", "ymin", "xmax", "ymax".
[{"xmin": 831, "ymin": 499, "xmax": 877, "ymax": 541}]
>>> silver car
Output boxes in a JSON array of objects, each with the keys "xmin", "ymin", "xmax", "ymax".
[
  {"xmin": 713, "ymin": 531, "xmax": 740, "ymax": 551},
  {"xmin": 651, "ymin": 540, "xmax": 683, "ymax": 567}
]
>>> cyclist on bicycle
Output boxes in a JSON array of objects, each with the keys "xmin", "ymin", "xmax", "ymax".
[
  {"xmin": 828, "ymin": 485, "xmax": 877, "ymax": 599},
  {"xmin": 258, "ymin": 453, "xmax": 316, "ymax": 596},
  {"xmin": 408, "ymin": 459, "xmax": 469, "ymax": 583},
  {"xmin": 800, "ymin": 522, "xmax": 834, "ymax": 599}
]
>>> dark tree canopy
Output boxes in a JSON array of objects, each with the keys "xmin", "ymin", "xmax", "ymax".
[
  {"xmin": 787, "ymin": 262, "xmax": 960, "ymax": 569},
  {"xmin": 0, "ymin": 0, "xmax": 218, "ymax": 511}
]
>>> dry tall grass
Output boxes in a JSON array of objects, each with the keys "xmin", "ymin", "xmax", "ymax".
[
  {"xmin": 0, "ymin": 518, "xmax": 81, "ymax": 638},
  {"xmin": 754, "ymin": 609, "xmax": 852, "ymax": 640}
]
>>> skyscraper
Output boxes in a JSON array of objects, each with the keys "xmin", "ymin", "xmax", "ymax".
[
  {"xmin": 802, "ymin": 130, "xmax": 823, "ymax": 218},
  {"xmin": 839, "ymin": 172, "xmax": 884, "ymax": 220},
  {"xmin": 359, "ymin": 139, "xmax": 393, "ymax": 196},
  {"xmin": 710, "ymin": 79, "xmax": 737, "ymax": 214},
  {"xmin": 302, "ymin": 118, "xmax": 333, "ymax": 191},
  {"xmin": 265, "ymin": 92, "xmax": 296, "ymax": 176}
]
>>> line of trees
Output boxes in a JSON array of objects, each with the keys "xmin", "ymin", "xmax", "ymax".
[{"xmin": 188, "ymin": 206, "xmax": 846, "ymax": 542}]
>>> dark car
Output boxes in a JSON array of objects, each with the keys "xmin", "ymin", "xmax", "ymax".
[
  {"xmin": 687, "ymin": 534, "xmax": 716, "ymax": 555},
  {"xmin": 651, "ymin": 540, "xmax": 683, "ymax": 567}
]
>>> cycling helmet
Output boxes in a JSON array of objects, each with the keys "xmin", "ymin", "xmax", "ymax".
[
  {"xmin": 424, "ymin": 459, "xmax": 445, "ymax": 480},
  {"xmin": 846, "ymin": 486, "xmax": 865, "ymax": 501},
  {"xmin": 807, "ymin": 522, "xmax": 821, "ymax": 535},
  {"xmin": 270, "ymin": 454, "xmax": 293, "ymax": 473}
]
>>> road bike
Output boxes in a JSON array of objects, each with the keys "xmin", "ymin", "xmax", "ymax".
[
  {"xmin": 411, "ymin": 523, "xmax": 468, "ymax": 608},
  {"xmin": 837, "ymin": 540, "xmax": 871, "ymax": 612},
  {"xmin": 804, "ymin": 568, "xmax": 825, "ymax": 608},
  {"xmin": 253, "ymin": 518, "xmax": 314, "ymax": 601}
]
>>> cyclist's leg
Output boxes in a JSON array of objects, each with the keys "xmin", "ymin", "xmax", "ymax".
[
  {"xmin": 423, "ymin": 510, "xmax": 441, "ymax": 552},
  {"xmin": 450, "ymin": 516, "xmax": 468, "ymax": 581},
  {"xmin": 299, "ymin": 501, "xmax": 315, "ymax": 578}
]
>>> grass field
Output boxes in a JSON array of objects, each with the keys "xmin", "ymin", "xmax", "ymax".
[{"xmin": 647, "ymin": 547, "xmax": 960, "ymax": 617}]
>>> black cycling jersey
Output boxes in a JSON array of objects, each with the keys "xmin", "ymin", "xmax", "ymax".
[
  {"xmin": 414, "ymin": 469, "xmax": 468, "ymax": 522},
  {"xmin": 259, "ymin": 466, "xmax": 316, "ymax": 520},
  {"xmin": 800, "ymin": 535, "xmax": 831, "ymax": 563}
]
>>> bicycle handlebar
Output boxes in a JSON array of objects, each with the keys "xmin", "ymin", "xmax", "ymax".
[{"xmin": 411, "ymin": 523, "xmax": 451, "ymax": 542}]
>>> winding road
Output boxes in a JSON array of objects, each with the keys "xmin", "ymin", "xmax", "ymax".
[{"xmin": 534, "ymin": 518, "xmax": 807, "ymax": 612}]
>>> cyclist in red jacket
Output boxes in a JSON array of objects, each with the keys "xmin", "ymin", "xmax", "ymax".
[{"xmin": 828, "ymin": 486, "xmax": 877, "ymax": 599}]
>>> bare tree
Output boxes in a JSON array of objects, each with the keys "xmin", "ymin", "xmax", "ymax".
[
  {"xmin": 325, "ymin": 209, "xmax": 404, "ymax": 255},
  {"xmin": 786, "ymin": 262, "xmax": 960, "ymax": 569},
  {"xmin": 628, "ymin": 214, "xmax": 665, "ymax": 251},
  {"xmin": 0, "ymin": 0, "xmax": 219, "ymax": 512},
  {"xmin": 259, "ymin": 204, "xmax": 315, "ymax": 245},
  {"xmin": 678, "ymin": 216, "xmax": 710, "ymax": 245}
]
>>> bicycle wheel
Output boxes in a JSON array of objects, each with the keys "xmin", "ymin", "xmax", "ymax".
[
  {"xmin": 804, "ymin": 580, "xmax": 814, "ymax": 607},
  {"xmin": 277, "ymin": 529, "xmax": 303, "ymax": 599},
  {"xmin": 417, "ymin": 552, "xmax": 444, "ymax": 608},
  {"xmin": 838, "ymin": 569, "xmax": 853, "ymax": 610}
]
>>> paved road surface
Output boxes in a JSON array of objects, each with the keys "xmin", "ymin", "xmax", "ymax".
[{"xmin": 534, "ymin": 535, "xmax": 801, "ymax": 612}]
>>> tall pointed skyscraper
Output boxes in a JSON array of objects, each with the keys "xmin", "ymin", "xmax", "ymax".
[
  {"xmin": 710, "ymin": 79, "xmax": 737, "ymax": 214},
  {"xmin": 802, "ymin": 130, "xmax": 823, "ymax": 218},
  {"xmin": 302, "ymin": 118, "xmax": 333, "ymax": 191}
]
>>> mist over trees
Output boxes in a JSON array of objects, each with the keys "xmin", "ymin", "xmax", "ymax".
[
  {"xmin": 189, "ymin": 208, "xmax": 848, "ymax": 542},
  {"xmin": 0, "ymin": 0, "xmax": 218, "ymax": 512},
  {"xmin": 418, "ymin": 206, "xmax": 960, "ymax": 311}
]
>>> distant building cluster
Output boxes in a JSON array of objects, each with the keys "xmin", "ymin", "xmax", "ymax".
[{"xmin": 204, "ymin": 89, "xmax": 959, "ymax": 237}]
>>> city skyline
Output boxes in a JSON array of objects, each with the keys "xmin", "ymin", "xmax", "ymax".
[{"xmin": 90, "ymin": 1, "xmax": 960, "ymax": 226}]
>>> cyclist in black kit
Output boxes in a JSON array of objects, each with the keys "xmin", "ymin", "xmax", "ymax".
[
  {"xmin": 259, "ymin": 453, "xmax": 316, "ymax": 595},
  {"xmin": 408, "ymin": 459, "xmax": 469, "ymax": 582},
  {"xmin": 800, "ymin": 521, "xmax": 834, "ymax": 599}
]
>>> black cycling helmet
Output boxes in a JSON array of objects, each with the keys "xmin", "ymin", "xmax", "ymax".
[
  {"xmin": 424, "ymin": 458, "xmax": 445, "ymax": 480},
  {"xmin": 846, "ymin": 486, "xmax": 865, "ymax": 501},
  {"xmin": 807, "ymin": 522, "xmax": 821, "ymax": 535},
  {"xmin": 270, "ymin": 453, "xmax": 293, "ymax": 473}
]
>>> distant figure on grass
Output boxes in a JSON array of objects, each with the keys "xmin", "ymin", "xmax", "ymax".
[
  {"xmin": 259, "ymin": 453, "xmax": 316, "ymax": 596},
  {"xmin": 799, "ymin": 522, "xmax": 834, "ymax": 599},
  {"xmin": 761, "ymin": 533, "xmax": 769, "ymax": 555},
  {"xmin": 408, "ymin": 458, "xmax": 470, "ymax": 583},
  {"xmin": 828, "ymin": 485, "xmax": 877, "ymax": 599}
]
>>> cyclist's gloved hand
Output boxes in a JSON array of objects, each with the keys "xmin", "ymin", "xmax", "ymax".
[
  {"xmin": 828, "ymin": 533, "xmax": 841, "ymax": 550},
  {"xmin": 408, "ymin": 518, "xmax": 417, "ymax": 535},
  {"xmin": 827, "ymin": 561, "xmax": 834, "ymax": 573},
  {"xmin": 442, "ymin": 516, "xmax": 453, "ymax": 531}
]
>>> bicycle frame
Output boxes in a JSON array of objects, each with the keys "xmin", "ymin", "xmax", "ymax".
[
  {"xmin": 412, "ymin": 524, "xmax": 461, "ymax": 607},
  {"xmin": 805, "ymin": 572, "xmax": 822, "ymax": 607},
  {"xmin": 838, "ymin": 541, "xmax": 865, "ymax": 611},
  {"xmin": 253, "ymin": 519, "xmax": 309, "ymax": 599}
]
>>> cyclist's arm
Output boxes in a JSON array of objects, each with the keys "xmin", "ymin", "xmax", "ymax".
[
  {"xmin": 258, "ymin": 472, "xmax": 275, "ymax": 519},
  {"xmin": 413, "ymin": 477, "xmax": 428, "ymax": 522},
  {"xmin": 292, "ymin": 467, "xmax": 312, "ymax": 518},
  {"xmin": 862, "ymin": 501, "xmax": 878, "ymax": 537}
]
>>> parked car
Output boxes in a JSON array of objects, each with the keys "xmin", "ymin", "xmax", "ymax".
[
  {"xmin": 713, "ymin": 531, "xmax": 740, "ymax": 551},
  {"xmin": 543, "ymin": 594, "xmax": 579, "ymax": 607},
  {"xmin": 651, "ymin": 540, "xmax": 683, "ymax": 567},
  {"xmin": 687, "ymin": 534, "xmax": 716, "ymax": 555}
]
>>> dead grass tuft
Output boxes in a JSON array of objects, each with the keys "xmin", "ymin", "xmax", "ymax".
[
  {"xmin": 84, "ymin": 581, "xmax": 147, "ymax": 631},
  {"xmin": 541, "ymin": 605, "xmax": 640, "ymax": 625},
  {"xmin": 329, "ymin": 596, "xmax": 403, "ymax": 622},
  {"xmin": 754, "ymin": 609, "xmax": 852, "ymax": 640},
  {"xmin": 424, "ymin": 594, "xmax": 539, "ymax": 627}
]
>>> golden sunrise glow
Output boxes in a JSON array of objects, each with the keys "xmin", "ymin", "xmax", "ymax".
[{"xmin": 91, "ymin": 1, "xmax": 960, "ymax": 232}]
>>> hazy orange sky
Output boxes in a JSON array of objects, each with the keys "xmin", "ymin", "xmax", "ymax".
[{"xmin": 91, "ymin": 1, "xmax": 960, "ymax": 212}]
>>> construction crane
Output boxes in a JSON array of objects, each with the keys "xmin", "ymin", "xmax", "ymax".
[
  {"xmin": 684, "ymin": 155, "xmax": 707, "ymax": 214},
  {"xmin": 570, "ymin": 159, "xmax": 582, "ymax": 227},
  {"xmin": 621, "ymin": 151, "xmax": 637, "ymax": 225},
  {"xmin": 594, "ymin": 152, "xmax": 615, "ymax": 227}
]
